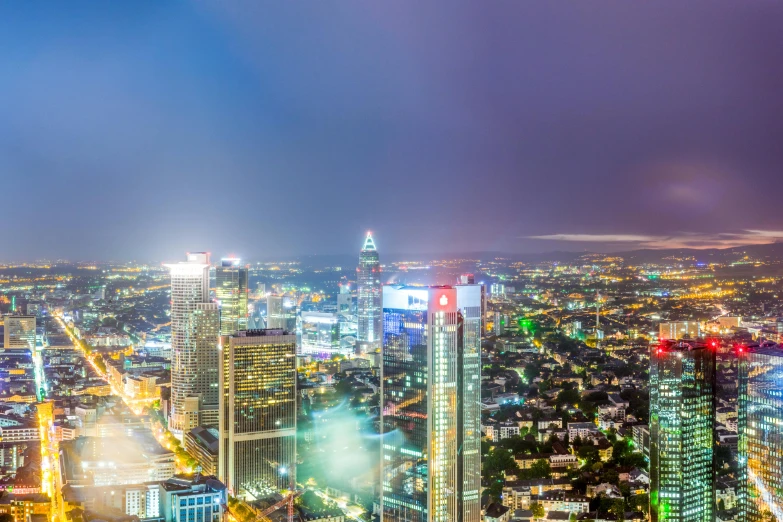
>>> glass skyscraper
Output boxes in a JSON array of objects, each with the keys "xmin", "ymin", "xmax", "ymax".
[
  {"xmin": 380, "ymin": 285, "xmax": 481, "ymax": 522},
  {"xmin": 215, "ymin": 258, "xmax": 248, "ymax": 336},
  {"xmin": 165, "ymin": 253, "xmax": 211, "ymax": 436},
  {"xmin": 738, "ymin": 345, "xmax": 783, "ymax": 521},
  {"xmin": 357, "ymin": 232, "xmax": 381, "ymax": 352},
  {"xmin": 218, "ymin": 329, "xmax": 297, "ymax": 500},
  {"xmin": 649, "ymin": 339, "xmax": 715, "ymax": 522}
]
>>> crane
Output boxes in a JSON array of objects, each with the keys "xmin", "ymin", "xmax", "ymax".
[{"xmin": 254, "ymin": 485, "xmax": 302, "ymax": 522}]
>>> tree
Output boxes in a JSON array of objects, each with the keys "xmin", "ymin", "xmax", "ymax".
[
  {"xmin": 0, "ymin": 514, "xmax": 14, "ymax": 522},
  {"xmin": 530, "ymin": 502, "xmax": 545, "ymax": 519},
  {"xmin": 556, "ymin": 388, "xmax": 580, "ymax": 408},
  {"xmin": 530, "ymin": 459, "xmax": 552, "ymax": 479},
  {"xmin": 524, "ymin": 363, "xmax": 540, "ymax": 383},
  {"xmin": 717, "ymin": 499, "xmax": 725, "ymax": 511}
]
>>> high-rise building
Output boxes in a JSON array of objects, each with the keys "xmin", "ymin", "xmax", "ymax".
[
  {"xmin": 190, "ymin": 302, "xmax": 220, "ymax": 427},
  {"xmin": 649, "ymin": 339, "xmax": 715, "ymax": 522},
  {"xmin": 380, "ymin": 285, "xmax": 482, "ymax": 522},
  {"xmin": 299, "ymin": 311, "xmax": 341, "ymax": 357},
  {"xmin": 3, "ymin": 315, "xmax": 36, "ymax": 350},
  {"xmin": 219, "ymin": 330, "xmax": 297, "ymax": 499},
  {"xmin": 659, "ymin": 321, "xmax": 700, "ymax": 340},
  {"xmin": 357, "ymin": 232, "xmax": 382, "ymax": 353},
  {"xmin": 266, "ymin": 295, "xmax": 296, "ymax": 331},
  {"xmin": 165, "ymin": 253, "xmax": 211, "ymax": 436},
  {"xmin": 215, "ymin": 258, "xmax": 248, "ymax": 336},
  {"xmin": 738, "ymin": 345, "xmax": 783, "ymax": 521}
]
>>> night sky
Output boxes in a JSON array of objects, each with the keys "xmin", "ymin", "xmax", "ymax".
[{"xmin": 3, "ymin": 1, "xmax": 783, "ymax": 261}]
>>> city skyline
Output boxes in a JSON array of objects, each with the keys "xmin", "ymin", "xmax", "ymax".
[{"xmin": 4, "ymin": 1, "xmax": 783, "ymax": 260}]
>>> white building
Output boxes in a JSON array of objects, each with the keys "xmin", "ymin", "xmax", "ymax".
[
  {"xmin": 164, "ymin": 253, "xmax": 212, "ymax": 436},
  {"xmin": 3, "ymin": 315, "xmax": 36, "ymax": 350}
]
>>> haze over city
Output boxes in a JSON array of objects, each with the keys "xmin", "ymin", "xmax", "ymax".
[{"xmin": 4, "ymin": 3, "xmax": 783, "ymax": 522}]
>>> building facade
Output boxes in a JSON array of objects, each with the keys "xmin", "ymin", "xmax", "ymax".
[
  {"xmin": 300, "ymin": 311, "xmax": 341, "ymax": 357},
  {"xmin": 3, "ymin": 316, "xmax": 36, "ymax": 350},
  {"xmin": 189, "ymin": 302, "xmax": 220, "ymax": 427},
  {"xmin": 165, "ymin": 253, "xmax": 212, "ymax": 436},
  {"xmin": 380, "ymin": 285, "xmax": 481, "ymax": 522},
  {"xmin": 738, "ymin": 346, "xmax": 783, "ymax": 521},
  {"xmin": 215, "ymin": 258, "xmax": 248, "ymax": 336},
  {"xmin": 649, "ymin": 339, "xmax": 715, "ymax": 522},
  {"xmin": 219, "ymin": 330, "xmax": 297, "ymax": 499},
  {"xmin": 357, "ymin": 233, "xmax": 381, "ymax": 353},
  {"xmin": 266, "ymin": 295, "xmax": 297, "ymax": 331}
]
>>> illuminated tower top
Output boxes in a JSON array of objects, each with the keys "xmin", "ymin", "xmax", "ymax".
[{"xmin": 362, "ymin": 231, "xmax": 377, "ymax": 252}]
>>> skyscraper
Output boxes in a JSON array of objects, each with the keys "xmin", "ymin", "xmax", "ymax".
[
  {"xmin": 189, "ymin": 302, "xmax": 220, "ymax": 427},
  {"xmin": 215, "ymin": 258, "xmax": 248, "ymax": 336},
  {"xmin": 738, "ymin": 344, "xmax": 783, "ymax": 521},
  {"xmin": 380, "ymin": 285, "xmax": 481, "ymax": 522},
  {"xmin": 357, "ymin": 232, "xmax": 381, "ymax": 353},
  {"xmin": 3, "ymin": 315, "xmax": 36, "ymax": 350},
  {"xmin": 219, "ymin": 329, "xmax": 297, "ymax": 499},
  {"xmin": 266, "ymin": 295, "xmax": 296, "ymax": 331},
  {"xmin": 165, "ymin": 252, "xmax": 211, "ymax": 436},
  {"xmin": 649, "ymin": 339, "xmax": 715, "ymax": 522}
]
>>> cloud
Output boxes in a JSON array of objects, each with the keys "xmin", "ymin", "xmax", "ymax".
[
  {"xmin": 528, "ymin": 234, "xmax": 663, "ymax": 243},
  {"xmin": 527, "ymin": 230, "xmax": 783, "ymax": 250}
]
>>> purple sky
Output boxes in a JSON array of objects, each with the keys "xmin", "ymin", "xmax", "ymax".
[{"xmin": 2, "ymin": 1, "xmax": 783, "ymax": 261}]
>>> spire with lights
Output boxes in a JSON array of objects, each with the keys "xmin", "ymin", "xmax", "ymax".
[{"xmin": 362, "ymin": 231, "xmax": 377, "ymax": 252}]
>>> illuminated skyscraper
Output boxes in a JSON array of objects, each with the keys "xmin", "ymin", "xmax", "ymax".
[
  {"xmin": 219, "ymin": 330, "xmax": 297, "ymax": 499},
  {"xmin": 3, "ymin": 315, "xmax": 36, "ymax": 350},
  {"xmin": 357, "ymin": 232, "xmax": 381, "ymax": 352},
  {"xmin": 215, "ymin": 258, "xmax": 248, "ymax": 336},
  {"xmin": 299, "ymin": 311, "xmax": 341, "ymax": 356},
  {"xmin": 649, "ymin": 339, "xmax": 715, "ymax": 522},
  {"xmin": 165, "ymin": 253, "xmax": 211, "ymax": 436},
  {"xmin": 266, "ymin": 295, "xmax": 296, "ymax": 331},
  {"xmin": 189, "ymin": 302, "xmax": 220, "ymax": 427},
  {"xmin": 381, "ymin": 285, "xmax": 482, "ymax": 522},
  {"xmin": 738, "ymin": 345, "xmax": 783, "ymax": 521}
]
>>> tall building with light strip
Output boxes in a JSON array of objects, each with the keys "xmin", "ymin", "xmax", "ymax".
[
  {"xmin": 165, "ymin": 253, "xmax": 211, "ymax": 436},
  {"xmin": 215, "ymin": 258, "xmax": 248, "ymax": 336},
  {"xmin": 738, "ymin": 345, "xmax": 783, "ymax": 521},
  {"xmin": 649, "ymin": 339, "xmax": 715, "ymax": 522},
  {"xmin": 357, "ymin": 232, "xmax": 381, "ymax": 353},
  {"xmin": 219, "ymin": 330, "xmax": 297, "ymax": 499},
  {"xmin": 380, "ymin": 285, "xmax": 481, "ymax": 522}
]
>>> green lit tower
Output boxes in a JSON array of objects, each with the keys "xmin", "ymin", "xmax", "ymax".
[
  {"xmin": 649, "ymin": 339, "xmax": 715, "ymax": 522},
  {"xmin": 738, "ymin": 344, "xmax": 783, "ymax": 521},
  {"xmin": 216, "ymin": 258, "xmax": 248, "ymax": 336}
]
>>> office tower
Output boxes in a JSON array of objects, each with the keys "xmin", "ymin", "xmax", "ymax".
[
  {"xmin": 381, "ymin": 285, "xmax": 482, "ymax": 522},
  {"xmin": 215, "ymin": 258, "xmax": 248, "ymax": 336},
  {"xmin": 357, "ymin": 232, "xmax": 382, "ymax": 352},
  {"xmin": 165, "ymin": 253, "xmax": 211, "ymax": 436},
  {"xmin": 219, "ymin": 330, "xmax": 296, "ymax": 499},
  {"xmin": 649, "ymin": 339, "xmax": 715, "ymax": 522},
  {"xmin": 338, "ymin": 283, "xmax": 352, "ymax": 314},
  {"xmin": 659, "ymin": 321, "xmax": 700, "ymax": 341},
  {"xmin": 3, "ymin": 315, "xmax": 36, "ymax": 350},
  {"xmin": 299, "ymin": 311, "xmax": 340, "ymax": 357},
  {"xmin": 266, "ymin": 295, "xmax": 296, "ymax": 331},
  {"xmin": 190, "ymin": 302, "xmax": 220, "ymax": 427},
  {"xmin": 738, "ymin": 345, "xmax": 783, "ymax": 521},
  {"xmin": 458, "ymin": 273, "xmax": 475, "ymax": 285}
]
